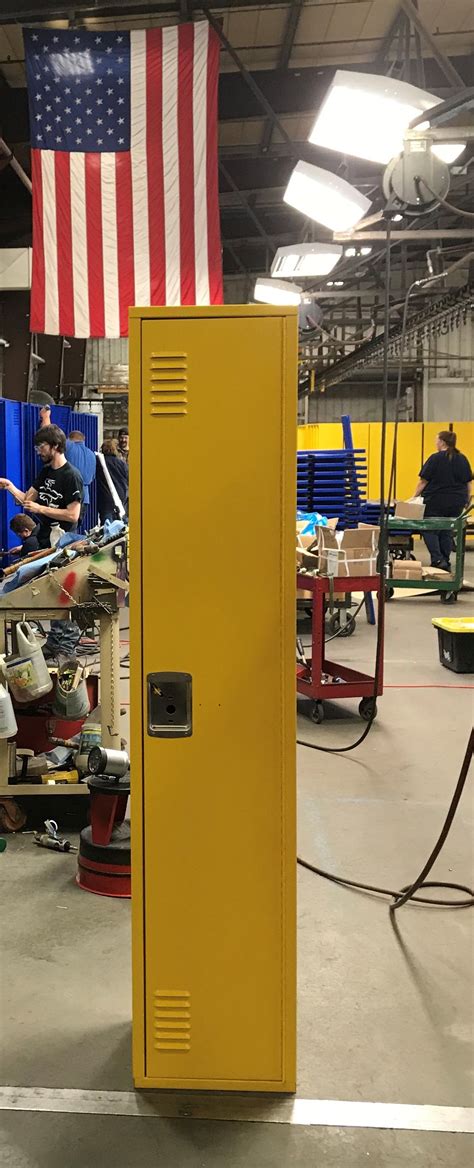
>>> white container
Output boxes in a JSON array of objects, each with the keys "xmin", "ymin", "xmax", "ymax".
[
  {"xmin": 50, "ymin": 523, "xmax": 65, "ymax": 548},
  {"xmin": 5, "ymin": 622, "xmax": 53, "ymax": 703},
  {"xmin": 0, "ymin": 683, "xmax": 18, "ymax": 738}
]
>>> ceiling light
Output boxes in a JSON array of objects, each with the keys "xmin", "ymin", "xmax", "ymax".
[
  {"xmin": 326, "ymin": 280, "xmax": 334, "ymax": 287},
  {"xmin": 334, "ymin": 280, "xmax": 344, "ymax": 287},
  {"xmin": 360, "ymin": 246, "xmax": 372, "ymax": 256},
  {"xmin": 284, "ymin": 161, "xmax": 371, "ymax": 232},
  {"xmin": 308, "ymin": 71, "xmax": 466, "ymax": 166},
  {"xmin": 253, "ymin": 277, "xmax": 302, "ymax": 306},
  {"xmin": 392, "ymin": 213, "xmax": 403, "ymax": 222},
  {"xmin": 345, "ymin": 247, "xmax": 356, "ymax": 258},
  {"xmin": 271, "ymin": 242, "xmax": 343, "ymax": 278}
]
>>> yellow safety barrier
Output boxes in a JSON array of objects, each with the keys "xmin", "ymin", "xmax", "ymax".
[{"xmin": 297, "ymin": 421, "xmax": 474, "ymax": 502}]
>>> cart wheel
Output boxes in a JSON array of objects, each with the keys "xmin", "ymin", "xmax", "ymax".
[
  {"xmin": 340, "ymin": 616, "xmax": 356, "ymax": 637},
  {"xmin": 310, "ymin": 701, "xmax": 324, "ymax": 724},
  {"xmin": 328, "ymin": 612, "xmax": 340, "ymax": 634},
  {"xmin": 385, "ymin": 587, "xmax": 394, "ymax": 602},
  {"xmin": 440, "ymin": 591, "xmax": 458, "ymax": 604},
  {"xmin": 359, "ymin": 697, "xmax": 377, "ymax": 721}
]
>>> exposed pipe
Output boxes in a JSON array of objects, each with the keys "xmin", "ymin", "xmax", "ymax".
[{"xmin": 0, "ymin": 138, "xmax": 32, "ymax": 195}]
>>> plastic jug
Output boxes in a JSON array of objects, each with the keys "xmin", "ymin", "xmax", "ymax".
[
  {"xmin": 5, "ymin": 622, "xmax": 53, "ymax": 703},
  {"xmin": 50, "ymin": 523, "xmax": 65, "ymax": 548},
  {"xmin": 0, "ymin": 684, "xmax": 18, "ymax": 739}
]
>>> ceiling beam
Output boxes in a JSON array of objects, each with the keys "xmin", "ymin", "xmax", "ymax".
[
  {"xmin": 200, "ymin": 1, "xmax": 300, "ymax": 156},
  {"xmin": 219, "ymin": 162, "xmax": 276, "ymax": 253},
  {"xmin": 260, "ymin": 0, "xmax": 304, "ymax": 154},
  {"xmin": 399, "ymin": 0, "xmax": 465, "ymax": 89},
  {"xmin": 374, "ymin": 6, "xmax": 404, "ymax": 67}
]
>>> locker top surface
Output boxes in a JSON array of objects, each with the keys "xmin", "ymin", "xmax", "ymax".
[{"xmin": 129, "ymin": 304, "xmax": 298, "ymax": 320}]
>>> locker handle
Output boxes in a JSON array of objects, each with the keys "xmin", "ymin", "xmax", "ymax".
[{"xmin": 147, "ymin": 672, "xmax": 192, "ymax": 738}]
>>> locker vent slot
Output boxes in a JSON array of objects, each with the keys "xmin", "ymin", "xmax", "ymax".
[
  {"xmin": 149, "ymin": 352, "xmax": 188, "ymax": 416},
  {"xmin": 153, "ymin": 990, "xmax": 191, "ymax": 1051}
]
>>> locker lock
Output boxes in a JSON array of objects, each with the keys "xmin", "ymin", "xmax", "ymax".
[{"xmin": 147, "ymin": 672, "xmax": 192, "ymax": 738}]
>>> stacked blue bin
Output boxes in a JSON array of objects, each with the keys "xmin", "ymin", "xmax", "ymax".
[{"xmin": 297, "ymin": 448, "xmax": 367, "ymax": 529}]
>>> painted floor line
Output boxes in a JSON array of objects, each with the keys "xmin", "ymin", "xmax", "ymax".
[{"xmin": 0, "ymin": 1088, "xmax": 472, "ymax": 1133}]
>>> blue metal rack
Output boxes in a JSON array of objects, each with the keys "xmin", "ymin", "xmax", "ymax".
[
  {"xmin": 297, "ymin": 449, "xmax": 367, "ymax": 528},
  {"xmin": 0, "ymin": 402, "xmax": 98, "ymax": 551}
]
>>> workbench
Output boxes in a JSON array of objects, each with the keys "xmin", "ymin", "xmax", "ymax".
[{"xmin": 0, "ymin": 536, "xmax": 127, "ymax": 795}]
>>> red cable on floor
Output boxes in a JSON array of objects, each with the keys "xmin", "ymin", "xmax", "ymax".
[{"xmin": 385, "ymin": 683, "xmax": 473, "ymax": 689}]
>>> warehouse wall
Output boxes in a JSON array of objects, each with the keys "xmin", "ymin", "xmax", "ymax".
[
  {"xmin": 85, "ymin": 337, "xmax": 129, "ymax": 387},
  {"xmin": 305, "ymin": 380, "xmax": 419, "ymax": 423},
  {"xmin": 423, "ymin": 311, "xmax": 473, "ymax": 421}
]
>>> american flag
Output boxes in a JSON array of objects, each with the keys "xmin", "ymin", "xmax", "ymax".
[{"xmin": 24, "ymin": 24, "xmax": 223, "ymax": 338}]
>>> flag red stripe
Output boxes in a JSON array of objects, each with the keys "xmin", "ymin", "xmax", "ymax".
[
  {"xmin": 116, "ymin": 152, "xmax": 135, "ymax": 337},
  {"xmin": 55, "ymin": 152, "xmax": 75, "ymax": 336},
  {"xmin": 206, "ymin": 30, "xmax": 223, "ymax": 305},
  {"xmin": 84, "ymin": 154, "xmax": 105, "ymax": 338},
  {"xmin": 146, "ymin": 28, "xmax": 165, "ymax": 305},
  {"xmin": 30, "ymin": 150, "xmax": 45, "ymax": 334},
  {"xmin": 178, "ymin": 23, "xmax": 196, "ymax": 305}
]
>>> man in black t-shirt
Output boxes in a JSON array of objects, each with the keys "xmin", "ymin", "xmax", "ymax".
[
  {"xmin": 0, "ymin": 423, "xmax": 83, "ymax": 548},
  {"xmin": 0, "ymin": 424, "xmax": 84, "ymax": 656}
]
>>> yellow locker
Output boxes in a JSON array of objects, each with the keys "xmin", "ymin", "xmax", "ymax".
[
  {"xmin": 422, "ymin": 421, "xmax": 450, "ymax": 463},
  {"xmin": 453, "ymin": 422, "xmax": 474, "ymax": 463},
  {"xmin": 129, "ymin": 306, "xmax": 297, "ymax": 1093},
  {"xmin": 393, "ymin": 422, "xmax": 423, "ymax": 499},
  {"xmin": 319, "ymin": 422, "xmax": 343, "ymax": 450},
  {"xmin": 368, "ymin": 422, "xmax": 396, "ymax": 498}
]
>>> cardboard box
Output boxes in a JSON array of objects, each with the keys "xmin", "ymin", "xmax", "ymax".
[
  {"xmin": 317, "ymin": 526, "xmax": 379, "ymax": 578},
  {"xmin": 392, "ymin": 561, "xmax": 423, "ymax": 580},
  {"xmin": 422, "ymin": 566, "xmax": 454, "ymax": 581},
  {"xmin": 394, "ymin": 500, "xmax": 425, "ymax": 520}
]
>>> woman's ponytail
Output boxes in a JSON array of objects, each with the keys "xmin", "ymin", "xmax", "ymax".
[{"xmin": 438, "ymin": 430, "xmax": 457, "ymax": 459}]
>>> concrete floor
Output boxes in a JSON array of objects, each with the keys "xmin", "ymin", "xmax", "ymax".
[{"xmin": 1, "ymin": 583, "xmax": 473, "ymax": 1165}]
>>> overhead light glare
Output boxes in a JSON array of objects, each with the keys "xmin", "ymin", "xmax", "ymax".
[
  {"xmin": 345, "ymin": 247, "xmax": 356, "ymax": 257},
  {"xmin": 271, "ymin": 242, "xmax": 343, "ymax": 278},
  {"xmin": 284, "ymin": 161, "xmax": 371, "ymax": 232},
  {"xmin": 253, "ymin": 277, "xmax": 302, "ymax": 306},
  {"xmin": 432, "ymin": 143, "xmax": 465, "ymax": 164},
  {"xmin": 308, "ymin": 71, "xmax": 466, "ymax": 165},
  {"xmin": 334, "ymin": 280, "xmax": 344, "ymax": 287},
  {"xmin": 392, "ymin": 213, "xmax": 403, "ymax": 222},
  {"xmin": 360, "ymin": 246, "xmax": 372, "ymax": 256}
]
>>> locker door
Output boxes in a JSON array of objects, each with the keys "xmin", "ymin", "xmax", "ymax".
[{"xmin": 139, "ymin": 314, "xmax": 296, "ymax": 1088}]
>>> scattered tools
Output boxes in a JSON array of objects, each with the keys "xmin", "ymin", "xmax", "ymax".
[{"xmin": 34, "ymin": 818, "xmax": 77, "ymax": 854}]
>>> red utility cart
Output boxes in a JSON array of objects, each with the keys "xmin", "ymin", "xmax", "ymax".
[{"xmin": 296, "ymin": 572, "xmax": 384, "ymax": 724}]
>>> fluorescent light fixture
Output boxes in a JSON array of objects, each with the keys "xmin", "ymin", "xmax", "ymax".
[
  {"xmin": 284, "ymin": 161, "xmax": 371, "ymax": 232},
  {"xmin": 271, "ymin": 242, "xmax": 343, "ymax": 279},
  {"xmin": 254, "ymin": 277, "xmax": 302, "ymax": 306},
  {"xmin": 308, "ymin": 71, "xmax": 466, "ymax": 165}
]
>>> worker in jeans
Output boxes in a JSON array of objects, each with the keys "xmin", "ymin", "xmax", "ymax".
[{"xmin": 413, "ymin": 431, "xmax": 472, "ymax": 572}]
